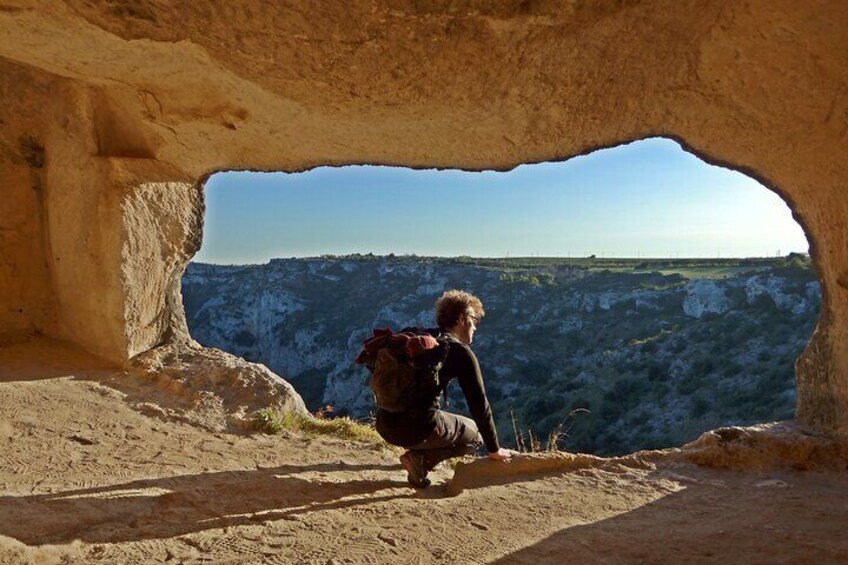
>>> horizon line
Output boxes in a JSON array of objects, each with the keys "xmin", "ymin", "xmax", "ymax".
[{"xmin": 189, "ymin": 251, "xmax": 810, "ymax": 267}]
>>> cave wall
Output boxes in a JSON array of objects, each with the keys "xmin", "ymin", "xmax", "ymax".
[
  {"xmin": 0, "ymin": 61, "xmax": 57, "ymax": 338},
  {"xmin": 0, "ymin": 1, "xmax": 846, "ymax": 432},
  {"xmin": 0, "ymin": 64, "xmax": 198, "ymax": 361}
]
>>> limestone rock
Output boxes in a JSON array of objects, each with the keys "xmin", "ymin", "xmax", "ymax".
[
  {"xmin": 448, "ymin": 450, "xmax": 660, "ymax": 496},
  {"xmin": 683, "ymin": 279, "xmax": 731, "ymax": 318},
  {"xmin": 130, "ymin": 343, "xmax": 308, "ymax": 432},
  {"xmin": 745, "ymin": 275, "xmax": 818, "ymax": 316},
  {"xmin": 681, "ymin": 422, "xmax": 848, "ymax": 471}
]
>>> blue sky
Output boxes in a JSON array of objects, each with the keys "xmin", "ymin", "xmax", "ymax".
[{"xmin": 196, "ymin": 137, "xmax": 808, "ymax": 264}]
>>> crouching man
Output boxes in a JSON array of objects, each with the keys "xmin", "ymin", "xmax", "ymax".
[{"xmin": 375, "ymin": 289, "xmax": 516, "ymax": 488}]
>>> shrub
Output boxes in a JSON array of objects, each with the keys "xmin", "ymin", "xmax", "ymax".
[
  {"xmin": 486, "ymin": 385, "xmax": 504, "ymax": 402},
  {"xmin": 523, "ymin": 360, "xmax": 553, "ymax": 387},
  {"xmin": 691, "ymin": 358, "xmax": 715, "ymax": 376},
  {"xmin": 232, "ymin": 329, "xmax": 257, "ymax": 347},
  {"xmin": 690, "ymin": 395, "xmax": 710, "ymax": 417},
  {"xmin": 604, "ymin": 377, "xmax": 651, "ymax": 408},
  {"xmin": 253, "ymin": 407, "xmax": 284, "ymax": 434},
  {"xmin": 629, "ymin": 409, "xmax": 651, "ymax": 428},
  {"xmin": 640, "ymin": 435, "xmax": 675, "ymax": 451},
  {"xmin": 719, "ymin": 360, "xmax": 743, "ymax": 377},
  {"xmin": 652, "ymin": 382, "xmax": 670, "ymax": 398},
  {"xmin": 676, "ymin": 373, "xmax": 705, "ymax": 395},
  {"xmin": 646, "ymin": 363, "xmax": 665, "ymax": 382},
  {"xmin": 669, "ymin": 340, "xmax": 687, "ymax": 354}
]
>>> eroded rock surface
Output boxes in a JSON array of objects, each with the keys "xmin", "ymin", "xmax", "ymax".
[
  {"xmin": 683, "ymin": 279, "xmax": 731, "ymax": 318},
  {"xmin": 130, "ymin": 343, "xmax": 309, "ymax": 432}
]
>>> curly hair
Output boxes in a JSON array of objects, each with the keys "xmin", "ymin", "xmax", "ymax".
[{"xmin": 435, "ymin": 289, "xmax": 485, "ymax": 330}]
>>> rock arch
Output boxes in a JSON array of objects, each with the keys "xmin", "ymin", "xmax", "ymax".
[{"xmin": 0, "ymin": 1, "xmax": 845, "ymax": 433}]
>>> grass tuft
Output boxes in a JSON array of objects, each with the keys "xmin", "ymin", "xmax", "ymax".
[
  {"xmin": 511, "ymin": 408, "xmax": 590, "ymax": 453},
  {"xmin": 252, "ymin": 407, "xmax": 385, "ymax": 444}
]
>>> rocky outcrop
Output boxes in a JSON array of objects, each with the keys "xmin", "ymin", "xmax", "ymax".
[
  {"xmin": 1, "ymin": 2, "xmax": 847, "ymax": 434},
  {"xmin": 683, "ymin": 280, "xmax": 731, "ymax": 318},
  {"xmin": 451, "ymin": 421, "xmax": 848, "ymax": 495},
  {"xmin": 745, "ymin": 275, "xmax": 819, "ymax": 316},
  {"xmin": 448, "ymin": 450, "xmax": 659, "ymax": 496},
  {"xmin": 129, "ymin": 343, "xmax": 308, "ymax": 432},
  {"xmin": 680, "ymin": 421, "xmax": 848, "ymax": 472}
]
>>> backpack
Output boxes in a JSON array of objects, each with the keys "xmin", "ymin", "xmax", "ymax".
[{"xmin": 354, "ymin": 328, "xmax": 450, "ymax": 413}]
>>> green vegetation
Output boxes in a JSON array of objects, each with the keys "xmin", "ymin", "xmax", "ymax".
[
  {"xmin": 482, "ymin": 261, "xmax": 817, "ymax": 455},
  {"xmin": 273, "ymin": 253, "xmax": 814, "ymax": 278},
  {"xmin": 499, "ymin": 271, "xmax": 556, "ymax": 286}
]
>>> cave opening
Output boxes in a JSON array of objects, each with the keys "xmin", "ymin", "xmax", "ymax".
[{"xmin": 184, "ymin": 137, "xmax": 817, "ymax": 456}]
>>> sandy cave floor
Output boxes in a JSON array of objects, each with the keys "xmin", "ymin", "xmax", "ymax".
[{"xmin": 0, "ymin": 338, "xmax": 847, "ymax": 564}]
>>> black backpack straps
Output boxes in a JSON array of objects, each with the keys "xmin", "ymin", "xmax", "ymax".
[{"xmin": 436, "ymin": 334, "xmax": 452, "ymax": 408}]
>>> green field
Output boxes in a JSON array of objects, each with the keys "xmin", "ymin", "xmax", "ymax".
[{"xmin": 326, "ymin": 252, "xmax": 814, "ymax": 281}]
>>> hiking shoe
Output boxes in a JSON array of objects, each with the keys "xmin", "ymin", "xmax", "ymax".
[{"xmin": 400, "ymin": 451, "xmax": 431, "ymax": 489}]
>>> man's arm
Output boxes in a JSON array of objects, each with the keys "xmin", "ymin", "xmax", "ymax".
[{"xmin": 454, "ymin": 346, "xmax": 501, "ymax": 454}]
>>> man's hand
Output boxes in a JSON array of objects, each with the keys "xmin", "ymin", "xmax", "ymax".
[{"xmin": 488, "ymin": 448, "xmax": 519, "ymax": 461}]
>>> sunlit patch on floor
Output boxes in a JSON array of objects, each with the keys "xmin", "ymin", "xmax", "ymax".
[{"xmin": 52, "ymin": 487, "xmax": 175, "ymax": 501}]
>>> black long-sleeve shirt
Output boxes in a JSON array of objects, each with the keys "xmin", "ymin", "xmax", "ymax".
[{"xmin": 375, "ymin": 332, "xmax": 500, "ymax": 453}]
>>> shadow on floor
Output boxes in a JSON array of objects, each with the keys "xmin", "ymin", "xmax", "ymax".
[
  {"xmin": 488, "ymin": 470, "xmax": 848, "ymax": 564},
  {"xmin": 0, "ymin": 462, "xmax": 412, "ymax": 545},
  {"xmin": 0, "ymin": 335, "xmax": 119, "ymax": 383}
]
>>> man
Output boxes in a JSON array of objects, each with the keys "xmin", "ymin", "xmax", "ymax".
[{"xmin": 375, "ymin": 289, "xmax": 517, "ymax": 488}]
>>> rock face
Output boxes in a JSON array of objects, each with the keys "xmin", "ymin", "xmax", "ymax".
[
  {"xmin": 683, "ymin": 280, "xmax": 731, "ymax": 319},
  {"xmin": 1, "ymin": 2, "xmax": 847, "ymax": 434}
]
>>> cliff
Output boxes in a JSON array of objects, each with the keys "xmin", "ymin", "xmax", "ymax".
[{"xmin": 183, "ymin": 256, "xmax": 819, "ymax": 454}]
